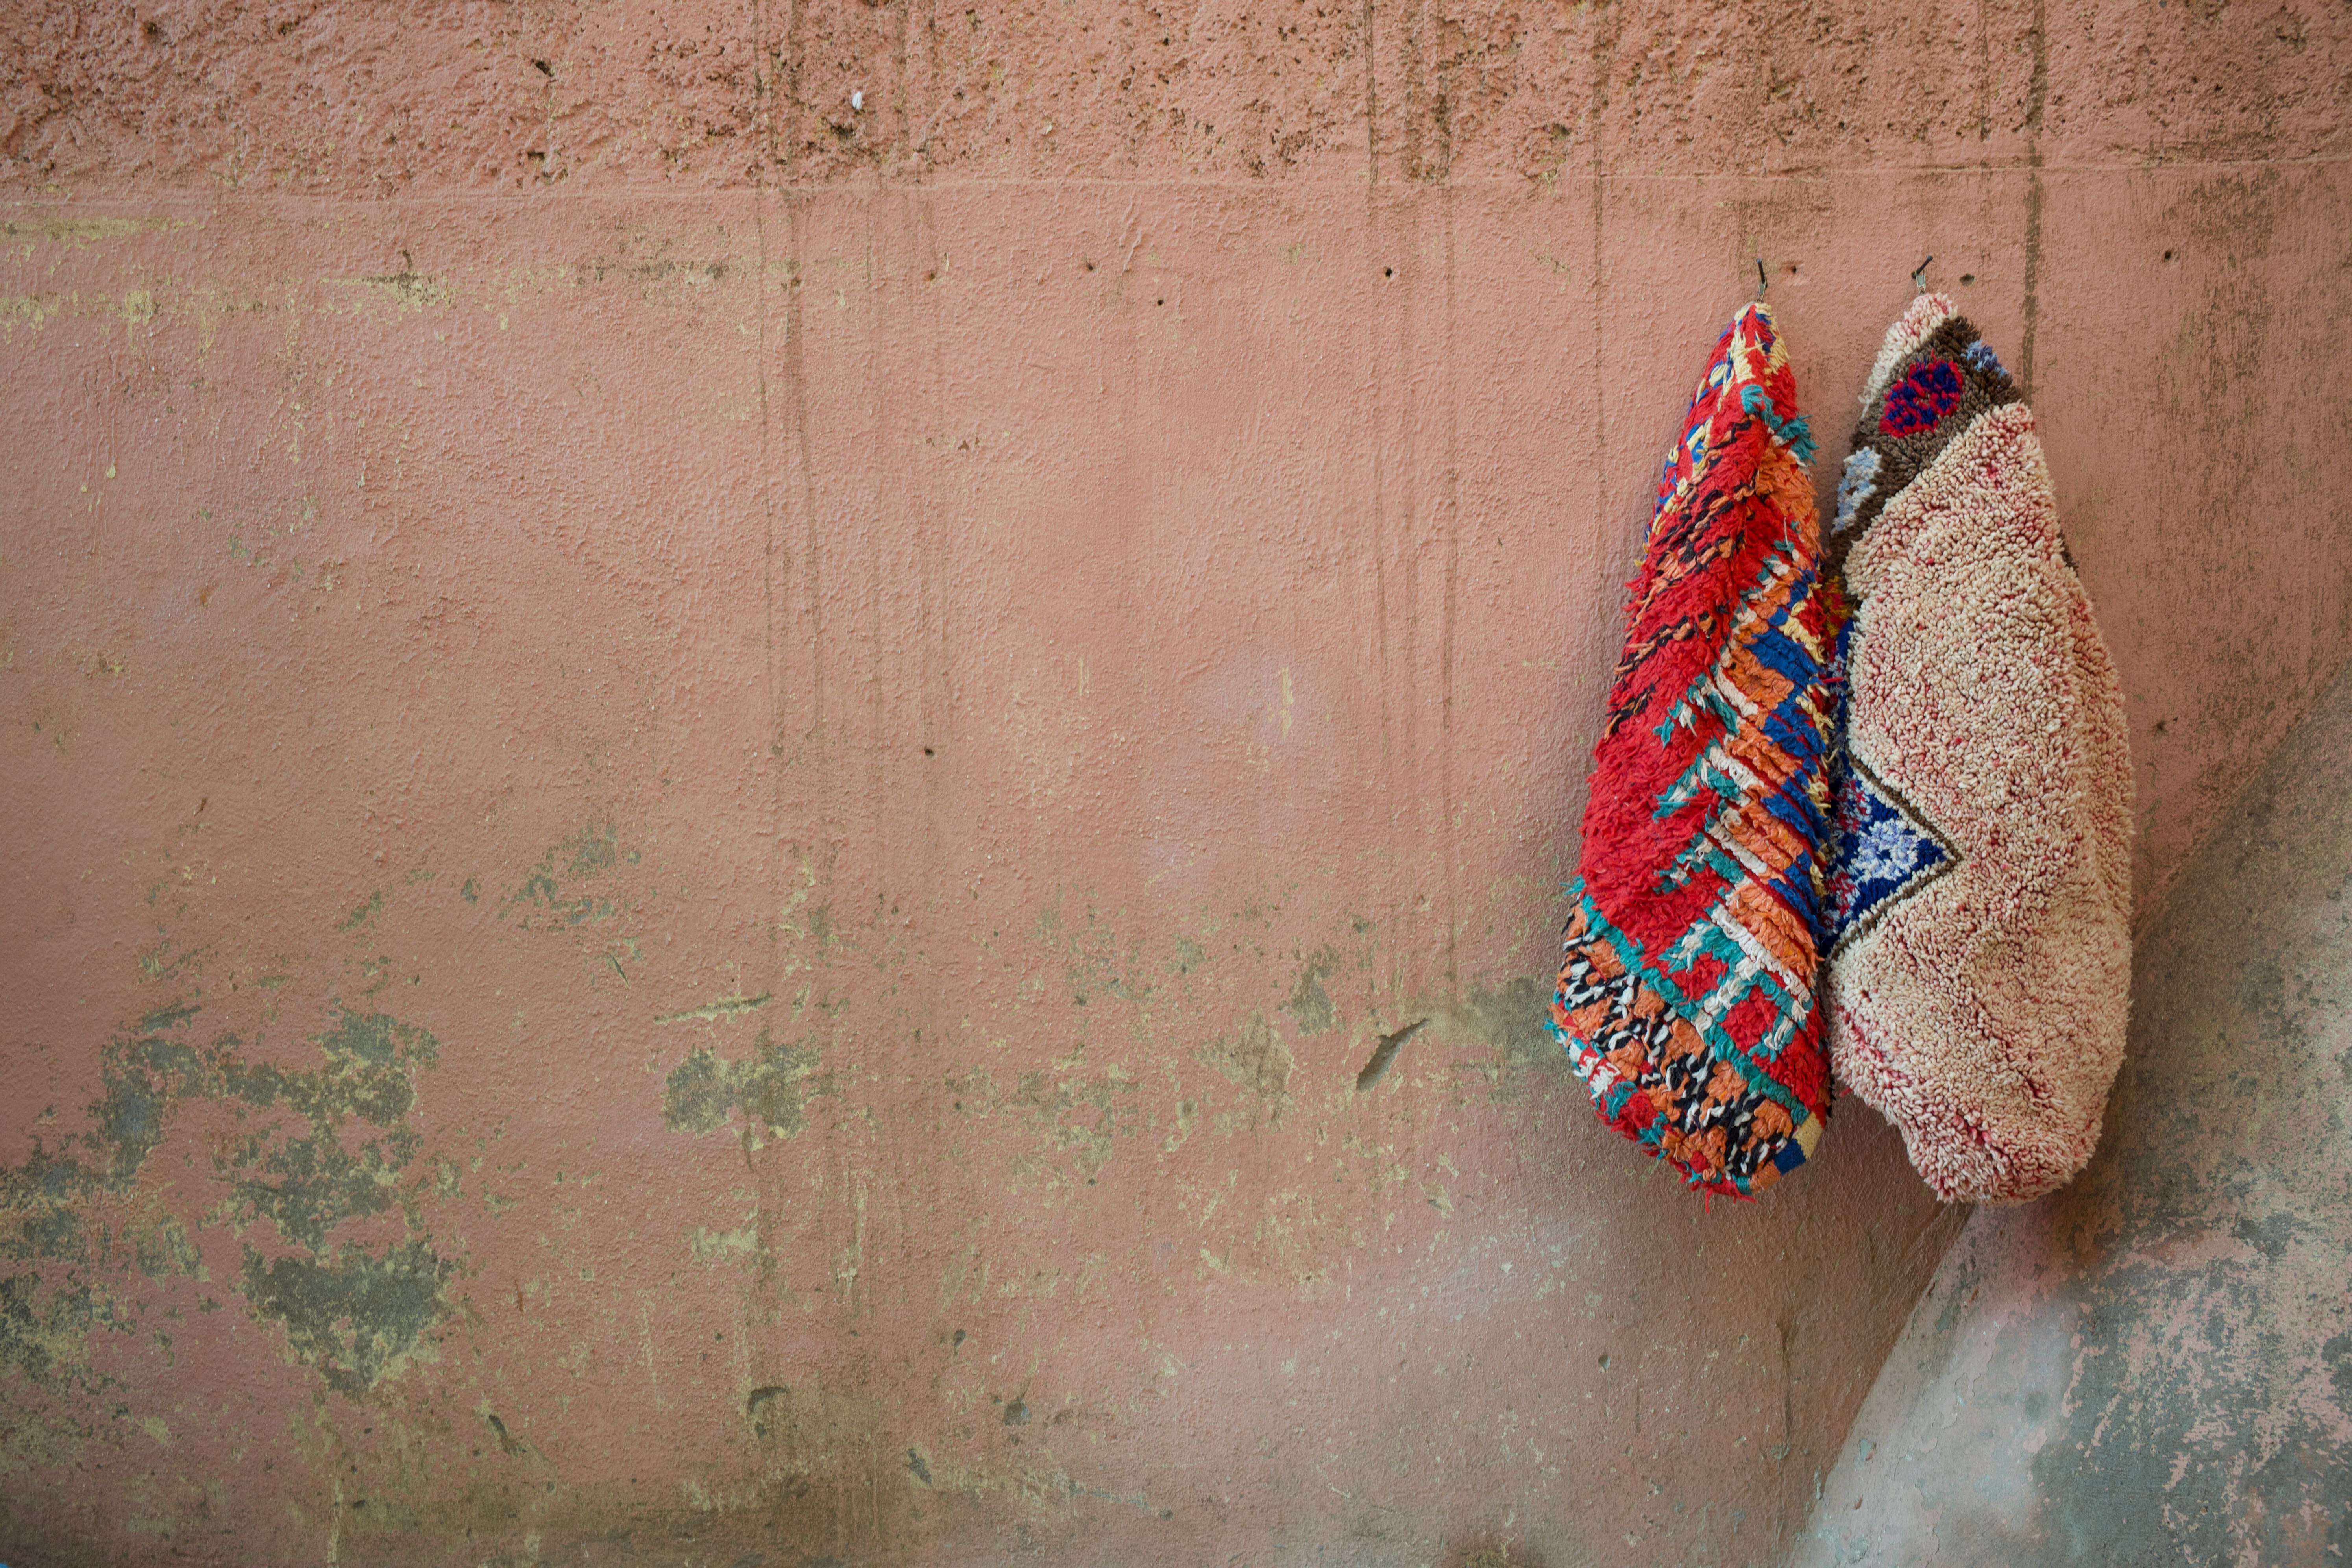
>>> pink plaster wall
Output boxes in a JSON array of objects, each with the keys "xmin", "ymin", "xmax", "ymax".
[{"xmin": 2, "ymin": 4, "xmax": 2348, "ymax": 1566}]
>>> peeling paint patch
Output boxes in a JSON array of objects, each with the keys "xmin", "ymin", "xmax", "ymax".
[
  {"xmin": 656, "ymin": 992, "xmax": 773, "ymax": 1025},
  {"xmin": 947, "ymin": 1059, "xmax": 1145, "ymax": 1185},
  {"xmin": 892, "ymin": 1447, "xmax": 1176, "ymax": 1520},
  {"xmin": 0, "ymin": 294, "xmax": 61, "ymax": 342},
  {"xmin": 1197, "ymin": 1010, "xmax": 1292, "ymax": 1130},
  {"xmin": 663, "ymin": 1028, "xmax": 823, "ymax": 1143},
  {"xmin": 335, "ymin": 889, "xmax": 385, "ymax": 932},
  {"xmin": 1285, "ymin": 945, "xmax": 1340, "ymax": 1036},
  {"xmin": 240, "ymin": 1239, "xmax": 450, "ymax": 1396},
  {"xmin": 326, "ymin": 266, "xmax": 455, "ymax": 311},
  {"xmin": 501, "ymin": 822, "xmax": 621, "ymax": 928},
  {"xmin": 0, "ymin": 997, "xmax": 455, "ymax": 1410},
  {"xmin": 743, "ymin": 1382, "xmax": 882, "ymax": 1470},
  {"xmin": 0, "ymin": 216, "xmax": 202, "ymax": 250},
  {"xmin": 218, "ymin": 1007, "xmax": 451, "ymax": 1391}
]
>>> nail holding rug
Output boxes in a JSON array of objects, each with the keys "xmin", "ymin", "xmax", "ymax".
[
  {"xmin": 1548, "ymin": 302, "xmax": 1842, "ymax": 1200},
  {"xmin": 1825, "ymin": 292, "xmax": 2133, "ymax": 1205}
]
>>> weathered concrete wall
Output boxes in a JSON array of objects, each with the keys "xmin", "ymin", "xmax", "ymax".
[
  {"xmin": 1, "ymin": 5, "xmax": 2347, "ymax": 1566},
  {"xmin": 1791, "ymin": 647, "xmax": 2352, "ymax": 1567}
]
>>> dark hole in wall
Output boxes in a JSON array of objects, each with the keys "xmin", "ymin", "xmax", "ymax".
[{"xmin": 1355, "ymin": 1020, "xmax": 1426, "ymax": 1090}]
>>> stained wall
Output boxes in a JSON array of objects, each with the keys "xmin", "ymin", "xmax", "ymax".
[
  {"xmin": 2, "ymin": 4, "xmax": 2348, "ymax": 1566},
  {"xmin": 1791, "ymin": 642, "xmax": 2352, "ymax": 1566}
]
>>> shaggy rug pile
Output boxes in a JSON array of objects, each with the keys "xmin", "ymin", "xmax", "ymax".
[
  {"xmin": 1548, "ymin": 302, "xmax": 1842, "ymax": 1200},
  {"xmin": 1825, "ymin": 292, "xmax": 2133, "ymax": 1204}
]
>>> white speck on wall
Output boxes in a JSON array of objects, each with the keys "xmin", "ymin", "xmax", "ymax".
[{"xmin": 851, "ymin": 89, "xmax": 864, "ymax": 112}]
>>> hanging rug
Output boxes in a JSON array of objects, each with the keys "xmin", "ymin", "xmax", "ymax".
[
  {"xmin": 1549, "ymin": 302, "xmax": 1843, "ymax": 1200},
  {"xmin": 1824, "ymin": 292, "xmax": 2133, "ymax": 1205}
]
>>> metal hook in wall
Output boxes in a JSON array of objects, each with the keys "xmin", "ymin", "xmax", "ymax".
[
  {"xmin": 1756, "ymin": 257, "xmax": 1769, "ymax": 300},
  {"xmin": 1912, "ymin": 254, "xmax": 1934, "ymax": 294}
]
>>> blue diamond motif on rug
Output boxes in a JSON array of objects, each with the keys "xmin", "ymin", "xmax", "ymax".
[{"xmin": 1828, "ymin": 756, "xmax": 1954, "ymax": 954}]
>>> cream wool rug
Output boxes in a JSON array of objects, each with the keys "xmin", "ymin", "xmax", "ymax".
[{"xmin": 1825, "ymin": 292, "xmax": 2133, "ymax": 1205}]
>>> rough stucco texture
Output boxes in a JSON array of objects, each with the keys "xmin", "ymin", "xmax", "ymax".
[
  {"xmin": 1791, "ymin": 650, "xmax": 2352, "ymax": 1568},
  {"xmin": 2, "ymin": 4, "xmax": 2349, "ymax": 1567}
]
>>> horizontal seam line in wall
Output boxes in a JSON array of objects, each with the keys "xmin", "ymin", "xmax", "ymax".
[{"xmin": 5, "ymin": 153, "xmax": 2352, "ymax": 205}]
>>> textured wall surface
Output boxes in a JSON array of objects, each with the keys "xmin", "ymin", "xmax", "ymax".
[
  {"xmin": 1791, "ymin": 653, "xmax": 2352, "ymax": 1568},
  {"xmin": 2, "ymin": 4, "xmax": 2348, "ymax": 1566}
]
